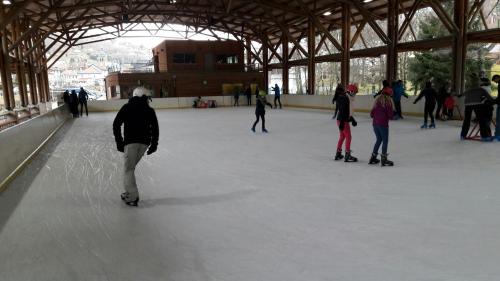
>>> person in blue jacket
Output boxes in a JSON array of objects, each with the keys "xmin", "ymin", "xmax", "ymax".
[
  {"xmin": 392, "ymin": 80, "xmax": 408, "ymax": 119},
  {"xmin": 271, "ymin": 83, "xmax": 282, "ymax": 109}
]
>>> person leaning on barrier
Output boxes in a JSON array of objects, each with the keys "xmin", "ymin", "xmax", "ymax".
[
  {"xmin": 460, "ymin": 81, "xmax": 495, "ymax": 141},
  {"xmin": 113, "ymin": 87, "xmax": 159, "ymax": 206},
  {"xmin": 78, "ymin": 87, "xmax": 89, "ymax": 117}
]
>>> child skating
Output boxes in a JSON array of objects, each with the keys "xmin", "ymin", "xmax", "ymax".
[
  {"xmin": 414, "ymin": 81, "xmax": 437, "ymax": 129},
  {"xmin": 369, "ymin": 91, "xmax": 394, "ymax": 166},
  {"xmin": 334, "ymin": 84, "xmax": 358, "ymax": 162},
  {"xmin": 251, "ymin": 90, "xmax": 273, "ymax": 133}
]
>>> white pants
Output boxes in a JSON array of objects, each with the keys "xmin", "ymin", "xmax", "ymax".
[{"xmin": 123, "ymin": 143, "xmax": 148, "ymax": 201}]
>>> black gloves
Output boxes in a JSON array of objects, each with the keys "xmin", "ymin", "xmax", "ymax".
[
  {"xmin": 147, "ymin": 145, "xmax": 157, "ymax": 155},
  {"xmin": 116, "ymin": 141, "xmax": 124, "ymax": 152},
  {"xmin": 350, "ymin": 116, "xmax": 357, "ymax": 127},
  {"xmin": 339, "ymin": 122, "xmax": 345, "ymax": 131}
]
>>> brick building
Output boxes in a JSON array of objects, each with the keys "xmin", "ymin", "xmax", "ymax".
[{"xmin": 104, "ymin": 40, "xmax": 263, "ymax": 99}]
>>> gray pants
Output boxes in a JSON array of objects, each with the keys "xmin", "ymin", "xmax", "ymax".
[
  {"xmin": 124, "ymin": 143, "xmax": 148, "ymax": 201},
  {"xmin": 496, "ymin": 105, "xmax": 500, "ymax": 138}
]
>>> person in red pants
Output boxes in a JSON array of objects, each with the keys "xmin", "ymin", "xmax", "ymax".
[{"xmin": 334, "ymin": 84, "xmax": 358, "ymax": 162}]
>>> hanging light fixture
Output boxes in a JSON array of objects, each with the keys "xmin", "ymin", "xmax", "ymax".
[{"xmin": 2, "ymin": 0, "xmax": 12, "ymax": 5}]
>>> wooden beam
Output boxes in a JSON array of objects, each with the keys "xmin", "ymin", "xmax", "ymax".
[
  {"xmin": 341, "ymin": 4, "xmax": 351, "ymax": 87},
  {"xmin": 398, "ymin": 0, "xmax": 422, "ymax": 41},
  {"xmin": 24, "ymin": 2, "xmax": 88, "ymax": 58},
  {"xmin": 282, "ymin": 33, "xmax": 289, "ymax": 95},
  {"xmin": 387, "ymin": 0, "xmax": 398, "ymax": 82},
  {"xmin": 0, "ymin": 0, "xmax": 35, "ymax": 30},
  {"xmin": 467, "ymin": 28, "xmax": 500, "ymax": 43},
  {"xmin": 452, "ymin": 0, "xmax": 467, "ymax": 96},
  {"xmin": 294, "ymin": 0, "xmax": 343, "ymax": 52},
  {"xmin": 350, "ymin": 21, "xmax": 367, "ymax": 49},
  {"xmin": 427, "ymin": 0, "xmax": 458, "ymax": 33},
  {"xmin": 308, "ymin": 17, "xmax": 315, "ymax": 95}
]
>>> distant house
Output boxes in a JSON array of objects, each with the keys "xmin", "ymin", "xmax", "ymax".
[
  {"xmin": 61, "ymin": 69, "xmax": 78, "ymax": 85},
  {"xmin": 78, "ymin": 64, "xmax": 107, "ymax": 86},
  {"xmin": 105, "ymin": 40, "xmax": 263, "ymax": 99}
]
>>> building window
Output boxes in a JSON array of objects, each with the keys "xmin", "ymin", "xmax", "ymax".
[
  {"xmin": 216, "ymin": 54, "xmax": 238, "ymax": 64},
  {"xmin": 173, "ymin": 53, "xmax": 196, "ymax": 63}
]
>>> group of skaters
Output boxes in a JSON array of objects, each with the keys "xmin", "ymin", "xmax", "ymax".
[
  {"xmin": 332, "ymin": 74, "xmax": 499, "ymax": 167},
  {"xmin": 234, "ymin": 84, "xmax": 282, "ymax": 109},
  {"xmin": 333, "ymin": 82, "xmax": 395, "ymax": 166},
  {"xmin": 63, "ymin": 87, "xmax": 89, "ymax": 118},
  {"xmin": 112, "ymin": 76, "xmax": 499, "ymax": 206}
]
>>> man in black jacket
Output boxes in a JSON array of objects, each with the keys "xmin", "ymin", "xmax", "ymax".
[
  {"xmin": 113, "ymin": 87, "xmax": 159, "ymax": 206},
  {"xmin": 78, "ymin": 87, "xmax": 89, "ymax": 117}
]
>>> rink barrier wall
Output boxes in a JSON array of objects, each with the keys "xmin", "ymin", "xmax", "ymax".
[
  {"xmin": 87, "ymin": 96, "xmax": 258, "ymax": 111},
  {"xmin": 87, "ymin": 95, "xmax": 465, "ymax": 118},
  {"xmin": 0, "ymin": 106, "xmax": 70, "ymax": 193}
]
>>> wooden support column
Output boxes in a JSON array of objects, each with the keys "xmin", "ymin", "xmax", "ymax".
[
  {"xmin": 36, "ymin": 72, "xmax": 44, "ymax": 103},
  {"xmin": 25, "ymin": 24, "xmax": 37, "ymax": 105},
  {"xmin": 387, "ymin": 0, "xmax": 398, "ymax": 82},
  {"xmin": 41, "ymin": 40, "xmax": 50, "ymax": 103},
  {"xmin": 42, "ymin": 66, "xmax": 50, "ymax": 103},
  {"xmin": 34, "ymin": 32, "xmax": 46, "ymax": 103},
  {"xmin": 282, "ymin": 34, "xmax": 289, "ymax": 95},
  {"xmin": 452, "ymin": 0, "xmax": 467, "ymax": 95},
  {"xmin": 1, "ymin": 29, "xmax": 15, "ymax": 110},
  {"xmin": 341, "ymin": 4, "xmax": 351, "ymax": 87},
  {"xmin": 14, "ymin": 19, "xmax": 28, "ymax": 107},
  {"xmin": 0, "ymin": 34, "xmax": 12, "ymax": 110},
  {"xmin": 308, "ymin": 18, "xmax": 315, "ymax": 95},
  {"xmin": 246, "ymin": 36, "xmax": 251, "ymax": 70},
  {"xmin": 262, "ymin": 33, "xmax": 269, "ymax": 92}
]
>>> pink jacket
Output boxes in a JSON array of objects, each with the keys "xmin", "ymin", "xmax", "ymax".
[{"xmin": 370, "ymin": 102, "xmax": 393, "ymax": 127}]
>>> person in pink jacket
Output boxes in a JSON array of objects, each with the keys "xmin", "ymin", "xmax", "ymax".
[{"xmin": 369, "ymin": 92, "xmax": 394, "ymax": 166}]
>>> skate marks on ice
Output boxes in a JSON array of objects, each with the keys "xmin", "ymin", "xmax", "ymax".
[
  {"xmin": 138, "ymin": 188, "xmax": 259, "ymax": 208},
  {"xmin": 1, "ymin": 109, "xmax": 500, "ymax": 281},
  {"xmin": 0, "ymin": 119, "xmax": 75, "ymax": 235}
]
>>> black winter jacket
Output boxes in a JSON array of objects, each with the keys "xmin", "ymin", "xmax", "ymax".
[
  {"xmin": 336, "ymin": 95, "xmax": 350, "ymax": 122},
  {"xmin": 113, "ymin": 96, "xmax": 159, "ymax": 147},
  {"xmin": 415, "ymin": 87, "xmax": 437, "ymax": 104},
  {"xmin": 255, "ymin": 96, "xmax": 272, "ymax": 113}
]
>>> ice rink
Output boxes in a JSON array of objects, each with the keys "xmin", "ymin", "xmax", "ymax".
[{"xmin": 1, "ymin": 107, "xmax": 499, "ymax": 281}]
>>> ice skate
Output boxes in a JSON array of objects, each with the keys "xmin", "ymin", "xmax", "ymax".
[
  {"xmin": 368, "ymin": 153, "xmax": 380, "ymax": 165},
  {"xmin": 251, "ymin": 127, "xmax": 255, "ymax": 132},
  {"xmin": 429, "ymin": 123, "xmax": 436, "ymax": 129},
  {"xmin": 120, "ymin": 192, "xmax": 129, "ymax": 201},
  {"xmin": 344, "ymin": 150, "xmax": 357, "ymax": 162},
  {"xmin": 262, "ymin": 128, "xmax": 268, "ymax": 133},
  {"xmin": 124, "ymin": 198, "xmax": 139, "ymax": 207},
  {"xmin": 420, "ymin": 123, "xmax": 428, "ymax": 129},
  {"xmin": 334, "ymin": 149, "xmax": 344, "ymax": 161},
  {"xmin": 381, "ymin": 154, "xmax": 394, "ymax": 167},
  {"xmin": 121, "ymin": 192, "xmax": 139, "ymax": 206}
]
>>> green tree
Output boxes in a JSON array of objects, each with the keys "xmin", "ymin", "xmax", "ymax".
[{"xmin": 407, "ymin": 5, "xmax": 493, "ymax": 92}]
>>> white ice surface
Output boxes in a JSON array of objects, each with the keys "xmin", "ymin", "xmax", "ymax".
[{"xmin": 0, "ymin": 107, "xmax": 499, "ymax": 281}]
